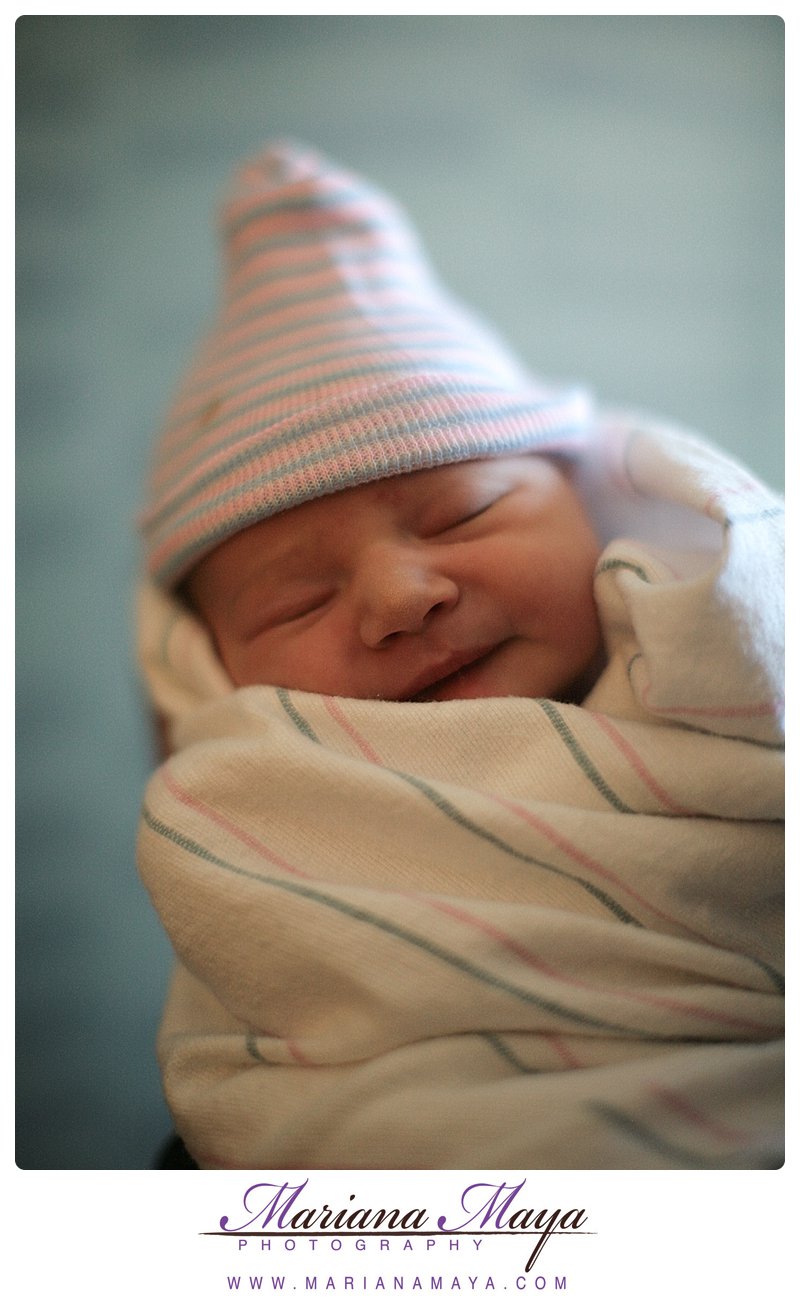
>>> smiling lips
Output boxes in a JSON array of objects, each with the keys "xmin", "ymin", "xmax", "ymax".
[{"xmin": 403, "ymin": 643, "xmax": 505, "ymax": 702}]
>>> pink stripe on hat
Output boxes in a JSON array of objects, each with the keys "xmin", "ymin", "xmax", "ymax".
[{"xmin": 141, "ymin": 141, "xmax": 593, "ymax": 586}]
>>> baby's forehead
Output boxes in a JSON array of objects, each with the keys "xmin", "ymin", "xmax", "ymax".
[
  {"xmin": 270, "ymin": 454, "xmax": 548, "ymax": 531},
  {"xmin": 262, "ymin": 458, "xmax": 489, "ymax": 544},
  {"xmin": 355, "ymin": 458, "xmax": 491, "ymax": 503},
  {"xmin": 190, "ymin": 452, "xmax": 557, "ymax": 594},
  {"xmin": 342, "ymin": 452, "xmax": 552, "ymax": 505},
  {"xmin": 276, "ymin": 457, "xmax": 501, "ymax": 529}
]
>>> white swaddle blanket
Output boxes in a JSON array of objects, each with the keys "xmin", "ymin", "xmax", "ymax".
[{"xmin": 137, "ymin": 418, "xmax": 784, "ymax": 1169}]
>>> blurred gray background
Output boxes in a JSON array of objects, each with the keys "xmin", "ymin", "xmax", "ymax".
[{"xmin": 16, "ymin": 14, "xmax": 783, "ymax": 1168}]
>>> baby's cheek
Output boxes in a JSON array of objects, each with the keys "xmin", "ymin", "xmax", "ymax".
[
  {"xmin": 218, "ymin": 635, "xmax": 286, "ymax": 689},
  {"xmin": 250, "ymin": 634, "xmax": 355, "ymax": 696}
]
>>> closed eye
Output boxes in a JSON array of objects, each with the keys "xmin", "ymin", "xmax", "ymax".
[
  {"xmin": 280, "ymin": 594, "xmax": 332, "ymax": 624},
  {"xmin": 433, "ymin": 495, "xmax": 504, "ymax": 536},
  {"xmin": 244, "ymin": 591, "xmax": 333, "ymax": 639},
  {"xmin": 453, "ymin": 503, "xmax": 492, "ymax": 527}
]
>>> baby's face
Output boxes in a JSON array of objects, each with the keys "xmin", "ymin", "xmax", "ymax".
[{"xmin": 186, "ymin": 456, "xmax": 603, "ymax": 703}]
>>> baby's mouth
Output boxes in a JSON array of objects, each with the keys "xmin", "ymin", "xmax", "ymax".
[{"xmin": 405, "ymin": 643, "xmax": 503, "ymax": 702}]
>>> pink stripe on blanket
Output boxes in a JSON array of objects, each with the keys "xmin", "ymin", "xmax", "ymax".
[
  {"xmin": 160, "ymin": 735, "xmax": 777, "ymax": 1039},
  {"xmin": 646, "ymin": 1081, "xmax": 750, "ymax": 1145},
  {"xmin": 322, "ymin": 697, "xmax": 722, "ymax": 948},
  {"xmin": 162, "ymin": 767, "xmax": 312, "ymax": 880},
  {"xmin": 163, "ymin": 771, "xmax": 318, "ymax": 1068},
  {"xmin": 323, "ymin": 696, "xmax": 384, "ymax": 763},
  {"xmin": 587, "ymin": 712, "xmax": 694, "ymax": 815},
  {"xmin": 490, "ymin": 792, "xmax": 720, "ymax": 946},
  {"xmin": 427, "ymin": 896, "xmax": 774, "ymax": 1036},
  {"xmin": 318, "ymin": 699, "xmax": 777, "ymax": 1033},
  {"xmin": 249, "ymin": 1028, "xmax": 315, "ymax": 1068},
  {"xmin": 543, "ymin": 1033, "xmax": 584, "ymax": 1069}
]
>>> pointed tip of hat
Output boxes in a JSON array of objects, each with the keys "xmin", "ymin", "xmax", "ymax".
[
  {"xmin": 230, "ymin": 139, "xmax": 333, "ymax": 196},
  {"xmin": 143, "ymin": 142, "xmax": 595, "ymax": 586}
]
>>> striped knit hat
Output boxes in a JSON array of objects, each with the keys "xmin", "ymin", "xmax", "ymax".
[{"xmin": 141, "ymin": 141, "xmax": 593, "ymax": 586}]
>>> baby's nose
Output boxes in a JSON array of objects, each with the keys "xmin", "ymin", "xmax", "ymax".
[{"xmin": 356, "ymin": 546, "xmax": 459, "ymax": 648}]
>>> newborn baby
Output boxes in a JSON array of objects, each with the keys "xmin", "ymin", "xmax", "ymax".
[{"xmin": 137, "ymin": 141, "xmax": 783, "ymax": 1172}]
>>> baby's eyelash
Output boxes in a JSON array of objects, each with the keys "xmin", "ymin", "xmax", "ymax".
[
  {"xmin": 245, "ymin": 592, "xmax": 332, "ymax": 638},
  {"xmin": 455, "ymin": 504, "xmax": 492, "ymax": 526},
  {"xmin": 435, "ymin": 499, "xmax": 497, "ymax": 534},
  {"xmin": 277, "ymin": 594, "xmax": 332, "ymax": 625}
]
